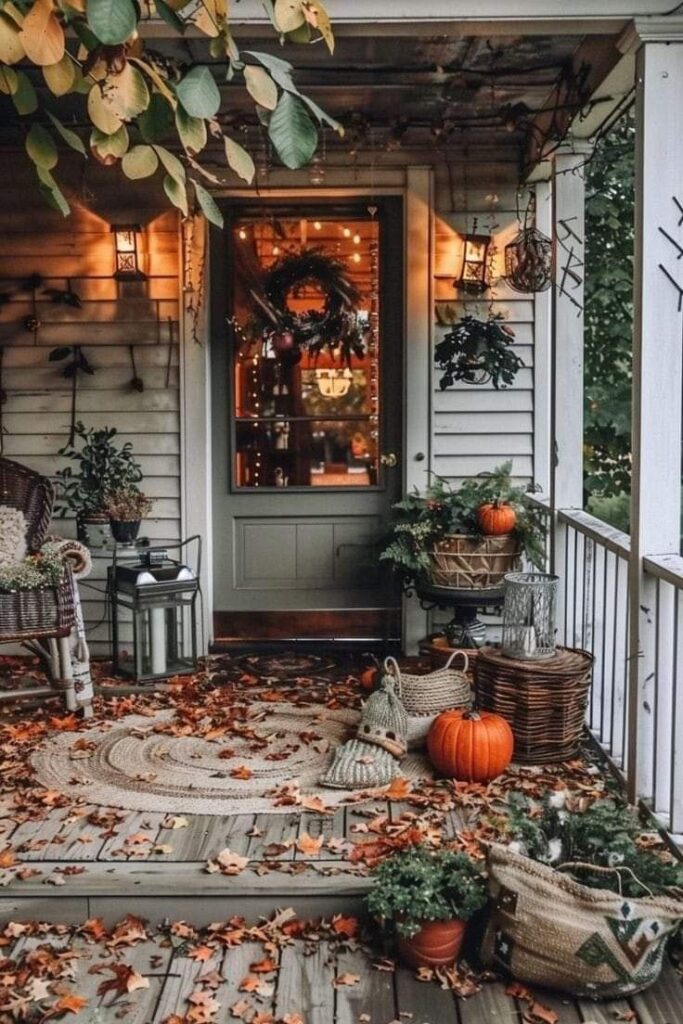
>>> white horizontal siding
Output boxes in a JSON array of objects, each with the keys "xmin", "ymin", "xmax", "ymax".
[
  {"xmin": 0, "ymin": 177, "xmax": 181, "ymax": 656},
  {"xmin": 430, "ymin": 192, "xmax": 535, "ymax": 497}
]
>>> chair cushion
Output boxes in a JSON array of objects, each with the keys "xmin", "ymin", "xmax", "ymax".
[{"xmin": 0, "ymin": 506, "xmax": 27, "ymax": 567}]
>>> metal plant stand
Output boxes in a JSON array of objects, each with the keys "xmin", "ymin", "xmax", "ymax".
[{"xmin": 414, "ymin": 580, "xmax": 506, "ymax": 648}]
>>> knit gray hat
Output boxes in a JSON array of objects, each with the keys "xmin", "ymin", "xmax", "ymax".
[
  {"xmin": 357, "ymin": 678, "xmax": 407, "ymax": 758},
  {"xmin": 321, "ymin": 737, "xmax": 403, "ymax": 790}
]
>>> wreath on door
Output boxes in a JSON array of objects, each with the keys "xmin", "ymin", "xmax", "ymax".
[{"xmin": 248, "ymin": 249, "xmax": 368, "ymax": 365}]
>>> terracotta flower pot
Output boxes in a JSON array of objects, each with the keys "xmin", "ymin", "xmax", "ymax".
[{"xmin": 396, "ymin": 918, "xmax": 467, "ymax": 968}]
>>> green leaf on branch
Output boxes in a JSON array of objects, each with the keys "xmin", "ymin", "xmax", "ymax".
[
  {"xmin": 36, "ymin": 165, "xmax": 69, "ymax": 217},
  {"xmin": 0, "ymin": 65, "xmax": 18, "ymax": 95},
  {"xmin": 26, "ymin": 123, "xmax": 58, "ymax": 170},
  {"xmin": 121, "ymin": 144, "xmax": 159, "ymax": 180},
  {"xmin": 12, "ymin": 69, "xmax": 37, "ymax": 113},
  {"xmin": 193, "ymin": 180, "xmax": 223, "ymax": 228},
  {"xmin": 46, "ymin": 111, "xmax": 86, "ymax": 156},
  {"xmin": 90, "ymin": 125, "xmax": 129, "ymax": 164},
  {"xmin": 138, "ymin": 94, "xmax": 175, "ymax": 143},
  {"xmin": 154, "ymin": 145, "xmax": 186, "ymax": 184},
  {"xmin": 224, "ymin": 135, "xmax": 255, "ymax": 184},
  {"xmin": 163, "ymin": 173, "xmax": 188, "ymax": 217},
  {"xmin": 175, "ymin": 107, "xmax": 207, "ymax": 155},
  {"xmin": 103, "ymin": 63, "xmax": 150, "ymax": 120},
  {"xmin": 86, "ymin": 0, "xmax": 136, "ymax": 45},
  {"xmin": 245, "ymin": 50, "xmax": 296, "ymax": 93},
  {"xmin": 268, "ymin": 91, "xmax": 317, "ymax": 169},
  {"xmin": 176, "ymin": 65, "xmax": 220, "ymax": 118},
  {"xmin": 155, "ymin": 0, "xmax": 186, "ymax": 33}
]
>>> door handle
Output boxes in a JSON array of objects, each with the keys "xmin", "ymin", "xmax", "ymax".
[{"xmin": 380, "ymin": 452, "xmax": 398, "ymax": 467}]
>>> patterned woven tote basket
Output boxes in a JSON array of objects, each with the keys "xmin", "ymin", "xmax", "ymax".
[
  {"xmin": 481, "ymin": 843, "xmax": 682, "ymax": 998},
  {"xmin": 429, "ymin": 534, "xmax": 520, "ymax": 590},
  {"xmin": 383, "ymin": 654, "xmax": 472, "ymax": 748}
]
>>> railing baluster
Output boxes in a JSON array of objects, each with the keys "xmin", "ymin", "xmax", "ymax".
[{"xmin": 672, "ymin": 588, "xmax": 683, "ymax": 835}]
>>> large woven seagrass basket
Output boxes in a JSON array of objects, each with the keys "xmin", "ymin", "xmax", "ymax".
[
  {"xmin": 474, "ymin": 645, "xmax": 593, "ymax": 763},
  {"xmin": 482, "ymin": 843, "xmax": 682, "ymax": 998},
  {"xmin": 383, "ymin": 653, "xmax": 472, "ymax": 748},
  {"xmin": 429, "ymin": 534, "xmax": 520, "ymax": 590}
]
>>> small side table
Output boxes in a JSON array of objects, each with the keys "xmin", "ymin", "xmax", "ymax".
[{"xmin": 414, "ymin": 580, "xmax": 506, "ymax": 648}]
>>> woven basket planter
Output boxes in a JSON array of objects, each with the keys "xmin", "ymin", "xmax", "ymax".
[
  {"xmin": 482, "ymin": 843, "xmax": 682, "ymax": 998},
  {"xmin": 429, "ymin": 534, "xmax": 520, "ymax": 590},
  {"xmin": 474, "ymin": 645, "xmax": 593, "ymax": 764},
  {"xmin": 419, "ymin": 633, "xmax": 481, "ymax": 671},
  {"xmin": 384, "ymin": 654, "xmax": 472, "ymax": 749},
  {"xmin": 0, "ymin": 570, "xmax": 76, "ymax": 643}
]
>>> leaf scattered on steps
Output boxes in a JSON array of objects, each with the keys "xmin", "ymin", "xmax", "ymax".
[
  {"xmin": 206, "ymin": 848, "xmax": 250, "ymax": 875},
  {"xmin": 295, "ymin": 832, "xmax": 324, "ymax": 856}
]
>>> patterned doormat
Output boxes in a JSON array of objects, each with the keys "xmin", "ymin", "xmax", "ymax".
[{"xmin": 31, "ymin": 701, "xmax": 433, "ymax": 816}]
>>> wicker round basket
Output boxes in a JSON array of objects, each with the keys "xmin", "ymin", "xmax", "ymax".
[
  {"xmin": 0, "ymin": 571, "xmax": 76, "ymax": 643},
  {"xmin": 383, "ymin": 654, "xmax": 472, "ymax": 749},
  {"xmin": 419, "ymin": 633, "xmax": 481, "ymax": 671},
  {"xmin": 429, "ymin": 534, "xmax": 520, "ymax": 590},
  {"xmin": 474, "ymin": 645, "xmax": 593, "ymax": 764}
]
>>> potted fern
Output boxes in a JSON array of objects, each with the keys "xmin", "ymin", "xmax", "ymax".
[{"xmin": 367, "ymin": 845, "xmax": 487, "ymax": 967}]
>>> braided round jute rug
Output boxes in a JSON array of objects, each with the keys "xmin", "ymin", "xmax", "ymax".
[{"xmin": 31, "ymin": 702, "xmax": 433, "ymax": 816}]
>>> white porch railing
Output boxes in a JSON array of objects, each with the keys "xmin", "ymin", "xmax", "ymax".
[{"xmin": 526, "ymin": 500, "xmax": 683, "ymax": 839}]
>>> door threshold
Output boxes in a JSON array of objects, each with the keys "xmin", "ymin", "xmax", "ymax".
[{"xmin": 209, "ymin": 637, "xmax": 401, "ymax": 655}]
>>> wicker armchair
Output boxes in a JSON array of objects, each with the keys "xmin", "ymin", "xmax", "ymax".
[{"xmin": 0, "ymin": 457, "xmax": 92, "ymax": 715}]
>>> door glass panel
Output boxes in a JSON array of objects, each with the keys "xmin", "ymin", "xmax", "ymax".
[{"xmin": 231, "ymin": 209, "xmax": 380, "ymax": 488}]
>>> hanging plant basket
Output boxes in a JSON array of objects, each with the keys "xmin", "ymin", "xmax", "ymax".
[
  {"xmin": 434, "ymin": 314, "xmax": 524, "ymax": 390},
  {"xmin": 247, "ymin": 248, "xmax": 368, "ymax": 366}
]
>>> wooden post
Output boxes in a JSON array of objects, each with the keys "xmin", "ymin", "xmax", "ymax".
[
  {"xmin": 550, "ymin": 146, "xmax": 587, "ymax": 637},
  {"xmin": 533, "ymin": 179, "xmax": 553, "ymax": 500},
  {"xmin": 620, "ymin": 20, "xmax": 683, "ymax": 804},
  {"xmin": 402, "ymin": 166, "xmax": 434, "ymax": 653}
]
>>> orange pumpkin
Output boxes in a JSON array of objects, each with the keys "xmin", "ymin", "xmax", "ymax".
[
  {"xmin": 477, "ymin": 500, "xmax": 517, "ymax": 535},
  {"xmin": 360, "ymin": 666, "xmax": 378, "ymax": 692},
  {"xmin": 427, "ymin": 708, "xmax": 513, "ymax": 782}
]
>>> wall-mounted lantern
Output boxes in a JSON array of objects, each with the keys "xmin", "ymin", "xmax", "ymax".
[
  {"xmin": 456, "ymin": 219, "xmax": 491, "ymax": 294},
  {"xmin": 112, "ymin": 224, "xmax": 146, "ymax": 280}
]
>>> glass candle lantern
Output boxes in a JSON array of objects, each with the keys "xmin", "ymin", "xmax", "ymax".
[
  {"xmin": 109, "ymin": 543, "xmax": 200, "ymax": 682},
  {"xmin": 501, "ymin": 572, "xmax": 559, "ymax": 661}
]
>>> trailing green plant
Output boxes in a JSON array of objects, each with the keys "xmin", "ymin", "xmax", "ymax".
[
  {"xmin": 367, "ymin": 845, "xmax": 487, "ymax": 938},
  {"xmin": 434, "ymin": 313, "xmax": 524, "ymax": 390},
  {"xmin": 105, "ymin": 488, "xmax": 153, "ymax": 522},
  {"xmin": 0, "ymin": 542, "xmax": 64, "ymax": 591},
  {"xmin": 504, "ymin": 794, "xmax": 683, "ymax": 898},
  {"xmin": 380, "ymin": 462, "xmax": 546, "ymax": 589},
  {"xmin": 0, "ymin": 1, "xmax": 339, "ymax": 224},
  {"xmin": 55, "ymin": 422, "xmax": 143, "ymax": 517}
]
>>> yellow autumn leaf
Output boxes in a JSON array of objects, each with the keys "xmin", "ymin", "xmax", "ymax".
[
  {"xmin": 87, "ymin": 84, "xmax": 122, "ymax": 135},
  {"xmin": 102, "ymin": 63, "xmax": 150, "ymax": 120},
  {"xmin": 43, "ymin": 53, "xmax": 75, "ymax": 96},
  {"xmin": 0, "ymin": 11, "xmax": 25, "ymax": 64},
  {"xmin": 274, "ymin": 0, "xmax": 305, "ymax": 33},
  {"xmin": 20, "ymin": 0, "xmax": 65, "ymax": 66},
  {"xmin": 244, "ymin": 64, "xmax": 278, "ymax": 111}
]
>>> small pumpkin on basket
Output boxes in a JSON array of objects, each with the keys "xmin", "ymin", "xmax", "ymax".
[
  {"xmin": 383, "ymin": 654, "xmax": 472, "ymax": 750},
  {"xmin": 427, "ymin": 707, "xmax": 513, "ymax": 782},
  {"xmin": 477, "ymin": 499, "xmax": 517, "ymax": 535}
]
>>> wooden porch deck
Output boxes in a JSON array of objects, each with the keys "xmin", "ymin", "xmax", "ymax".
[{"xmin": 0, "ymin": 653, "xmax": 681, "ymax": 1023}]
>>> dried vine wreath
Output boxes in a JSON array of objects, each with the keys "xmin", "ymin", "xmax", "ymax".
[{"xmin": 249, "ymin": 249, "xmax": 368, "ymax": 365}]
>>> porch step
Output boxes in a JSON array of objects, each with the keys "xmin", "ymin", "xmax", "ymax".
[{"xmin": 0, "ymin": 861, "xmax": 371, "ymax": 926}]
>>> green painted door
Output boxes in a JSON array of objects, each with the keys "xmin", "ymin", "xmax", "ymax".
[{"xmin": 210, "ymin": 198, "xmax": 403, "ymax": 636}]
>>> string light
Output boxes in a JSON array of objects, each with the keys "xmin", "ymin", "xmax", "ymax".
[
  {"xmin": 238, "ymin": 227, "xmax": 247, "ymax": 241},
  {"xmin": 273, "ymin": 245, "xmax": 280, "ymax": 256},
  {"xmin": 353, "ymin": 233, "xmax": 361, "ymax": 245},
  {"xmin": 313, "ymin": 221, "xmax": 322, "ymax": 231},
  {"xmin": 352, "ymin": 252, "xmax": 361, "ymax": 264},
  {"xmin": 342, "ymin": 227, "xmax": 351, "ymax": 238}
]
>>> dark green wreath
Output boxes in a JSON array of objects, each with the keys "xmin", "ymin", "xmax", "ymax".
[
  {"xmin": 250, "ymin": 248, "xmax": 368, "ymax": 365},
  {"xmin": 434, "ymin": 313, "xmax": 524, "ymax": 390}
]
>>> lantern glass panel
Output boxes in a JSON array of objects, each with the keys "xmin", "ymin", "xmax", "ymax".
[{"xmin": 501, "ymin": 572, "xmax": 559, "ymax": 660}]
